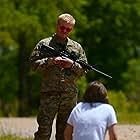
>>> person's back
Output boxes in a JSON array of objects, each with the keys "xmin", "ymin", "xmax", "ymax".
[
  {"xmin": 64, "ymin": 81, "xmax": 118, "ymax": 140},
  {"xmin": 67, "ymin": 102, "xmax": 117, "ymax": 140}
]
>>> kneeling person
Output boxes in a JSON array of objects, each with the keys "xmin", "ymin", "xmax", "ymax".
[{"xmin": 64, "ymin": 81, "xmax": 118, "ymax": 140}]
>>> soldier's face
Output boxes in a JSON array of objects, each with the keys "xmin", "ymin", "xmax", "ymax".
[{"xmin": 56, "ymin": 19, "xmax": 73, "ymax": 39}]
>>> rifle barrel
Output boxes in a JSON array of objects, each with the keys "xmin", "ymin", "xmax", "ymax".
[{"xmin": 90, "ymin": 66, "xmax": 112, "ymax": 79}]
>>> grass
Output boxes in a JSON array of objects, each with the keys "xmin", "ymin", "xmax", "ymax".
[
  {"xmin": 118, "ymin": 112, "xmax": 140, "ymax": 124},
  {"xmin": 0, "ymin": 135, "xmax": 32, "ymax": 140}
]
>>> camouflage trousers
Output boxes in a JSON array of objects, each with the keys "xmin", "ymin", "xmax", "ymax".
[{"xmin": 34, "ymin": 91, "xmax": 77, "ymax": 140}]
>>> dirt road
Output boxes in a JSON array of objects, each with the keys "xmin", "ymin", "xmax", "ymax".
[{"xmin": 0, "ymin": 117, "xmax": 140, "ymax": 140}]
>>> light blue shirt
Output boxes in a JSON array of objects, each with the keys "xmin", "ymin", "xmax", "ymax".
[{"xmin": 67, "ymin": 102, "xmax": 117, "ymax": 140}]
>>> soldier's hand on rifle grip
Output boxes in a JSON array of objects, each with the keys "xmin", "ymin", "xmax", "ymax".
[{"xmin": 53, "ymin": 56, "xmax": 73, "ymax": 69}]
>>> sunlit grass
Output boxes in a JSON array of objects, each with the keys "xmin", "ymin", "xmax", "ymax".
[
  {"xmin": 0, "ymin": 135, "xmax": 32, "ymax": 140},
  {"xmin": 118, "ymin": 112, "xmax": 140, "ymax": 124}
]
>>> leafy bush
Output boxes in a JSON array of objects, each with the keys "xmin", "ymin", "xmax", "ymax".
[
  {"xmin": 108, "ymin": 90, "xmax": 129, "ymax": 113},
  {"xmin": 108, "ymin": 90, "xmax": 140, "ymax": 123}
]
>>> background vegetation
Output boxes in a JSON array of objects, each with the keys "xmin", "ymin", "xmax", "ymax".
[
  {"xmin": 0, "ymin": 135, "xmax": 31, "ymax": 140},
  {"xmin": 0, "ymin": 0, "xmax": 140, "ymax": 123}
]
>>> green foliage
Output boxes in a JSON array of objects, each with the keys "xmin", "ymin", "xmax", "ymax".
[
  {"xmin": 0, "ymin": 31, "xmax": 19, "ymax": 116},
  {"xmin": 108, "ymin": 90, "xmax": 140, "ymax": 123},
  {"xmin": 0, "ymin": 0, "xmax": 140, "ymax": 117},
  {"xmin": 122, "ymin": 59, "xmax": 140, "ymax": 100},
  {"xmin": 78, "ymin": 0, "xmax": 140, "ymax": 90},
  {"xmin": 108, "ymin": 90, "xmax": 140, "ymax": 113},
  {"xmin": 77, "ymin": 76, "xmax": 88, "ymax": 100},
  {"xmin": 108, "ymin": 91, "xmax": 129, "ymax": 112},
  {"xmin": 118, "ymin": 112, "xmax": 140, "ymax": 124}
]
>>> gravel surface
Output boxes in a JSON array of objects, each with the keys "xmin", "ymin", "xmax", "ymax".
[{"xmin": 0, "ymin": 117, "xmax": 140, "ymax": 140}]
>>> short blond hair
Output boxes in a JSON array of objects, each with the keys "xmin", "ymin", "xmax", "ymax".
[{"xmin": 58, "ymin": 13, "xmax": 76, "ymax": 25}]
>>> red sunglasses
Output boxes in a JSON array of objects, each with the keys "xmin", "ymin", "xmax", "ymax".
[{"xmin": 59, "ymin": 25, "xmax": 72, "ymax": 32}]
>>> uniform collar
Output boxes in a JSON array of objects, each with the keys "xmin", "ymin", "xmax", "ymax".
[{"xmin": 52, "ymin": 33, "xmax": 68, "ymax": 46}]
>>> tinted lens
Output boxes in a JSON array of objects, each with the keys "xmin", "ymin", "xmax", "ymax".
[{"xmin": 60, "ymin": 26, "xmax": 71, "ymax": 32}]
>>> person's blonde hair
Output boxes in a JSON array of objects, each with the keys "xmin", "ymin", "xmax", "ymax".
[{"xmin": 58, "ymin": 13, "xmax": 76, "ymax": 25}]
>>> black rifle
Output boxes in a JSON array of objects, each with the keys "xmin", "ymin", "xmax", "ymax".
[{"xmin": 38, "ymin": 44, "xmax": 112, "ymax": 79}]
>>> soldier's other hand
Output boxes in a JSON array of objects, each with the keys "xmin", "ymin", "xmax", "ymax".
[
  {"xmin": 53, "ymin": 56, "xmax": 62, "ymax": 65},
  {"xmin": 53, "ymin": 56, "xmax": 73, "ymax": 68}
]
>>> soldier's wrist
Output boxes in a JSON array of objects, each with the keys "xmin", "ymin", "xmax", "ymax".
[{"xmin": 70, "ymin": 61, "xmax": 75, "ymax": 69}]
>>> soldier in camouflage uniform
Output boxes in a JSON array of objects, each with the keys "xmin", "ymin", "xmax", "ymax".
[{"xmin": 30, "ymin": 13, "xmax": 87, "ymax": 140}]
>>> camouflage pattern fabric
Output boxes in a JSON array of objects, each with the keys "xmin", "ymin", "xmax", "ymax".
[
  {"xmin": 34, "ymin": 91, "xmax": 77, "ymax": 140},
  {"xmin": 30, "ymin": 34, "xmax": 87, "ymax": 140}
]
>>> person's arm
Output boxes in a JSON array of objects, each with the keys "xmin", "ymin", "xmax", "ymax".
[
  {"xmin": 108, "ymin": 124, "xmax": 117, "ymax": 140},
  {"xmin": 64, "ymin": 124, "xmax": 73, "ymax": 140},
  {"xmin": 29, "ymin": 41, "xmax": 54, "ymax": 72}
]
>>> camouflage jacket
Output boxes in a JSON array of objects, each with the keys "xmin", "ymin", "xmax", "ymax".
[{"xmin": 30, "ymin": 35, "xmax": 87, "ymax": 93}]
